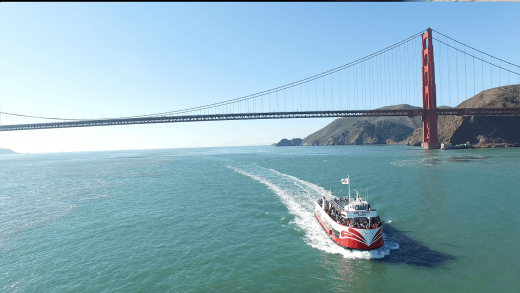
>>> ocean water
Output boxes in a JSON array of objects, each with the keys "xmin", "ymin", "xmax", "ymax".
[{"xmin": 1, "ymin": 145, "xmax": 519, "ymax": 292}]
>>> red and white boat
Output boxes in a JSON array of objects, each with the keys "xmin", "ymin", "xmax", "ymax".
[{"xmin": 315, "ymin": 174, "xmax": 383, "ymax": 250}]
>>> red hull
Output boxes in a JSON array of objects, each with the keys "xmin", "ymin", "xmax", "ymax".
[{"xmin": 315, "ymin": 212, "xmax": 383, "ymax": 250}]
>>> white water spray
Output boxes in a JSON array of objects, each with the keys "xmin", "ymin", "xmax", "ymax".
[{"xmin": 228, "ymin": 165, "xmax": 398, "ymax": 259}]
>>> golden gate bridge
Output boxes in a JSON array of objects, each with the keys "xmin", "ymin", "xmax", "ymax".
[{"xmin": 1, "ymin": 28, "xmax": 519, "ymax": 149}]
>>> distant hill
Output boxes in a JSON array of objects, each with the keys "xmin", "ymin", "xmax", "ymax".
[
  {"xmin": 0, "ymin": 148, "xmax": 17, "ymax": 155},
  {"xmin": 404, "ymin": 84, "xmax": 520, "ymax": 148},
  {"xmin": 275, "ymin": 138, "xmax": 302, "ymax": 146},
  {"xmin": 301, "ymin": 104, "xmax": 422, "ymax": 146}
]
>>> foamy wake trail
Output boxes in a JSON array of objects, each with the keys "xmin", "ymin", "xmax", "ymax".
[{"xmin": 228, "ymin": 165, "xmax": 398, "ymax": 259}]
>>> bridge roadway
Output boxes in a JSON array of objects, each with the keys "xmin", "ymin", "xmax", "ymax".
[{"xmin": 1, "ymin": 108, "xmax": 519, "ymax": 132}]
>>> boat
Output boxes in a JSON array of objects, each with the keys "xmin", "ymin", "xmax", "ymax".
[{"xmin": 314, "ymin": 174, "xmax": 383, "ymax": 250}]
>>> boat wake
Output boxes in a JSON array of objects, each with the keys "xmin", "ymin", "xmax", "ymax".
[{"xmin": 227, "ymin": 165, "xmax": 399, "ymax": 259}]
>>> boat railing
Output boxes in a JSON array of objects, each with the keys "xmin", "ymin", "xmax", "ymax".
[{"xmin": 330, "ymin": 199, "xmax": 343, "ymax": 211}]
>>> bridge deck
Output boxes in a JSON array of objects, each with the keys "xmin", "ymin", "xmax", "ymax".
[{"xmin": 1, "ymin": 108, "xmax": 519, "ymax": 131}]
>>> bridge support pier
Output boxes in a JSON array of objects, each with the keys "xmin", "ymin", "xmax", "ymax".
[{"xmin": 421, "ymin": 28, "xmax": 440, "ymax": 149}]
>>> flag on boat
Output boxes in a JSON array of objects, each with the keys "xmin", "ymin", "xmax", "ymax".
[{"xmin": 341, "ymin": 178, "xmax": 349, "ymax": 185}]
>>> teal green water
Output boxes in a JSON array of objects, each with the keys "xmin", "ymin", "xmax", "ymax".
[{"xmin": 1, "ymin": 145, "xmax": 519, "ymax": 292}]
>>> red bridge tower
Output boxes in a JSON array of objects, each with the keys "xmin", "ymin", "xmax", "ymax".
[{"xmin": 421, "ymin": 28, "xmax": 440, "ymax": 149}]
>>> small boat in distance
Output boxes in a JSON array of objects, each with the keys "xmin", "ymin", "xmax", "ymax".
[{"xmin": 315, "ymin": 174, "xmax": 383, "ymax": 250}]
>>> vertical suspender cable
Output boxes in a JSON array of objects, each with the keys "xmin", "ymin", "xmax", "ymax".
[
  {"xmin": 323, "ymin": 76, "xmax": 326, "ymax": 110},
  {"xmin": 414, "ymin": 37, "xmax": 417, "ymax": 106},
  {"xmin": 362, "ymin": 61, "xmax": 366, "ymax": 109},
  {"xmin": 360, "ymin": 63, "xmax": 363, "ymax": 109},
  {"xmin": 346, "ymin": 67, "xmax": 349, "ymax": 110},
  {"xmin": 354, "ymin": 65, "xmax": 357, "ymax": 109},
  {"xmin": 447, "ymin": 39, "xmax": 451, "ymax": 107},
  {"xmin": 405, "ymin": 41, "xmax": 409, "ymax": 106},
  {"xmin": 339, "ymin": 71, "xmax": 342, "ymax": 110},
  {"xmin": 378, "ymin": 54, "xmax": 381, "ymax": 108},
  {"xmin": 396, "ymin": 46, "xmax": 400, "ymax": 105},
  {"xmin": 387, "ymin": 51, "xmax": 390, "ymax": 107},
  {"xmin": 439, "ymin": 35, "xmax": 442, "ymax": 106},
  {"xmin": 333, "ymin": 73, "xmax": 336, "ymax": 110},
  {"xmin": 456, "ymin": 43, "xmax": 459, "ymax": 105},
  {"xmin": 473, "ymin": 49, "xmax": 475, "ymax": 96},
  {"xmin": 464, "ymin": 46, "xmax": 467, "ymax": 100},
  {"xmin": 490, "ymin": 56, "xmax": 493, "ymax": 88},
  {"xmin": 368, "ymin": 59, "xmax": 371, "ymax": 109},
  {"xmin": 371, "ymin": 57, "xmax": 374, "ymax": 108},
  {"xmin": 369, "ymin": 59, "xmax": 372, "ymax": 109},
  {"xmin": 399, "ymin": 44, "xmax": 403, "ymax": 105},
  {"xmin": 393, "ymin": 47, "xmax": 396, "ymax": 105}
]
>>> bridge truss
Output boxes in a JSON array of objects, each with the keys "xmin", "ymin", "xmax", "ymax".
[{"xmin": 1, "ymin": 108, "xmax": 519, "ymax": 132}]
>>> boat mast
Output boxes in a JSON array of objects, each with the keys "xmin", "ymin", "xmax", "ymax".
[{"xmin": 348, "ymin": 173, "xmax": 351, "ymax": 203}]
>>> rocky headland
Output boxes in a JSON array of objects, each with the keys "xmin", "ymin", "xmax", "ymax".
[
  {"xmin": 275, "ymin": 138, "xmax": 302, "ymax": 146},
  {"xmin": 301, "ymin": 104, "xmax": 421, "ymax": 146},
  {"xmin": 404, "ymin": 84, "xmax": 520, "ymax": 148},
  {"xmin": 0, "ymin": 148, "xmax": 17, "ymax": 155}
]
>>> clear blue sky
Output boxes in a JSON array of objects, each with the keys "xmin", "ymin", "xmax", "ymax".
[{"xmin": 1, "ymin": 2, "xmax": 519, "ymax": 153}]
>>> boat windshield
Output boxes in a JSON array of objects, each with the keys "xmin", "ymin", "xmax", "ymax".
[{"xmin": 355, "ymin": 204, "xmax": 367, "ymax": 210}]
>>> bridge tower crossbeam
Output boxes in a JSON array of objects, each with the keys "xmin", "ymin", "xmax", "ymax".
[{"xmin": 421, "ymin": 28, "xmax": 440, "ymax": 149}]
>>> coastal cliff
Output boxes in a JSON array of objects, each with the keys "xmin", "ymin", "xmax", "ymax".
[
  {"xmin": 301, "ymin": 104, "xmax": 421, "ymax": 146},
  {"xmin": 0, "ymin": 148, "xmax": 17, "ymax": 155},
  {"xmin": 404, "ymin": 84, "xmax": 520, "ymax": 148}
]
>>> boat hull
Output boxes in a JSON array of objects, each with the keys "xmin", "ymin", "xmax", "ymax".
[{"xmin": 315, "ymin": 203, "xmax": 383, "ymax": 250}]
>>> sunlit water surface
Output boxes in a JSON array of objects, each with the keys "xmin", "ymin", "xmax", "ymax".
[{"xmin": 1, "ymin": 145, "xmax": 519, "ymax": 292}]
